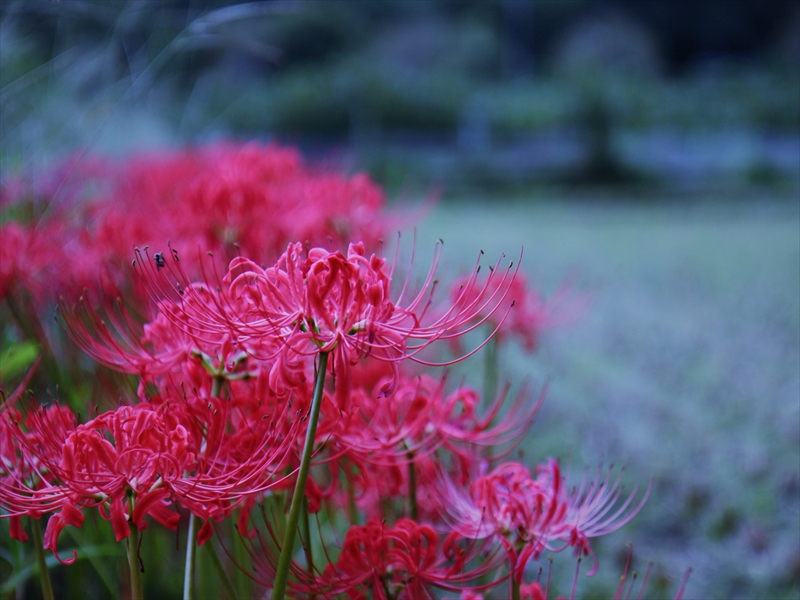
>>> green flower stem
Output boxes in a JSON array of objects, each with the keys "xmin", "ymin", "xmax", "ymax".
[
  {"xmin": 210, "ymin": 374, "xmax": 224, "ymax": 399},
  {"xmin": 183, "ymin": 514, "xmax": 197, "ymax": 600},
  {"xmin": 205, "ymin": 541, "xmax": 239, "ymax": 600},
  {"xmin": 512, "ymin": 578, "xmax": 521, "ymax": 600},
  {"xmin": 272, "ymin": 351, "xmax": 329, "ymax": 600},
  {"xmin": 231, "ymin": 513, "xmax": 251, "ymax": 600},
  {"xmin": 127, "ymin": 522, "xmax": 143, "ymax": 600},
  {"xmin": 184, "ymin": 374, "xmax": 223, "ymax": 600},
  {"xmin": 407, "ymin": 450, "xmax": 418, "ymax": 521},
  {"xmin": 31, "ymin": 518, "xmax": 54, "ymax": 600}
]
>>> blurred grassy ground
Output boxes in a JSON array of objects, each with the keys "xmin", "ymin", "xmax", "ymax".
[{"xmin": 414, "ymin": 193, "xmax": 800, "ymax": 599}]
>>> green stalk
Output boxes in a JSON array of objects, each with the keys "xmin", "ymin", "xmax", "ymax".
[
  {"xmin": 512, "ymin": 578, "xmax": 521, "ymax": 600},
  {"xmin": 127, "ymin": 522, "xmax": 143, "ymax": 600},
  {"xmin": 183, "ymin": 514, "xmax": 197, "ymax": 600},
  {"xmin": 31, "ymin": 518, "xmax": 54, "ymax": 600},
  {"xmin": 407, "ymin": 450, "xmax": 418, "ymax": 521},
  {"xmin": 272, "ymin": 351, "xmax": 329, "ymax": 600},
  {"xmin": 231, "ymin": 512, "xmax": 251, "ymax": 600},
  {"xmin": 210, "ymin": 375, "xmax": 224, "ymax": 400},
  {"xmin": 205, "ymin": 541, "xmax": 239, "ymax": 600},
  {"xmin": 184, "ymin": 375, "xmax": 223, "ymax": 600}
]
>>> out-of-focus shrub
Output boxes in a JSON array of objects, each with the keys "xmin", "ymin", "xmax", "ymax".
[{"xmin": 550, "ymin": 9, "xmax": 662, "ymax": 79}]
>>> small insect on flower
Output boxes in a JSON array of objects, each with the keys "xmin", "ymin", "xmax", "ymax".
[{"xmin": 154, "ymin": 252, "xmax": 166, "ymax": 269}]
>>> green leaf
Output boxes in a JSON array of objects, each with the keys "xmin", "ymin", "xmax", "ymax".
[
  {"xmin": 0, "ymin": 545, "xmax": 123, "ymax": 594},
  {"xmin": 0, "ymin": 340, "xmax": 39, "ymax": 380}
]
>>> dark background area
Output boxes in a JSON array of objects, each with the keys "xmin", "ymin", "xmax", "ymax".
[{"xmin": 2, "ymin": 0, "xmax": 798, "ymax": 194}]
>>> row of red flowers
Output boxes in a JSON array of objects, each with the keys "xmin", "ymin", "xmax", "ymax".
[{"xmin": 1, "ymin": 143, "xmax": 686, "ymax": 599}]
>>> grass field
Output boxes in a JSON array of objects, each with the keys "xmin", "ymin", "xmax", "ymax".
[{"xmin": 413, "ymin": 193, "xmax": 800, "ymax": 599}]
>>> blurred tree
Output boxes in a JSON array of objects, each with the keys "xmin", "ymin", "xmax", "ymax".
[{"xmin": 497, "ymin": 0, "xmax": 799, "ymax": 75}]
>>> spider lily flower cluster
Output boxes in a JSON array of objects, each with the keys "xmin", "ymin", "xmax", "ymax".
[
  {"xmin": 2, "ymin": 394, "xmax": 301, "ymax": 563},
  {"xmin": 0, "ymin": 143, "xmax": 686, "ymax": 600},
  {"xmin": 0, "ymin": 143, "xmax": 389, "ymax": 307}
]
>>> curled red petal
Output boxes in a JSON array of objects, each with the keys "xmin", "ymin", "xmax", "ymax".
[
  {"xmin": 43, "ymin": 506, "xmax": 85, "ymax": 565},
  {"xmin": 131, "ymin": 488, "xmax": 170, "ymax": 531},
  {"xmin": 9, "ymin": 516, "xmax": 29, "ymax": 542},
  {"xmin": 148, "ymin": 499, "xmax": 180, "ymax": 531},
  {"xmin": 110, "ymin": 495, "xmax": 130, "ymax": 542},
  {"xmin": 197, "ymin": 519, "xmax": 214, "ymax": 547}
]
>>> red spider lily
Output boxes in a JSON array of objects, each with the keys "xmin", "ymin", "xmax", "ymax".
[
  {"xmin": 320, "ymin": 372, "xmax": 544, "ymax": 521},
  {"xmin": 59, "ymin": 282, "xmax": 275, "ymax": 400},
  {"xmin": 1, "ymin": 394, "xmax": 303, "ymax": 563},
  {"xmin": 331, "ymin": 375, "xmax": 458, "ymax": 467},
  {"xmin": 1, "ymin": 362, "xmax": 60, "ymax": 542},
  {"xmin": 0, "ymin": 402, "xmax": 78, "ymax": 496},
  {"xmin": 333, "ymin": 374, "xmax": 541, "ymax": 465},
  {"xmin": 1, "ymin": 406, "xmax": 33, "ymax": 543},
  {"xmin": 0, "ymin": 155, "xmax": 114, "ymax": 305},
  {"xmin": 246, "ymin": 518, "xmax": 505, "ymax": 599},
  {"xmin": 87, "ymin": 142, "xmax": 389, "ymax": 268},
  {"xmin": 1, "ymin": 401, "xmax": 182, "ymax": 563},
  {"xmin": 435, "ymin": 460, "xmax": 650, "ymax": 583},
  {"xmin": 2, "ymin": 143, "xmax": 392, "ymax": 311},
  {"xmin": 0, "ymin": 221, "xmax": 83, "ymax": 304},
  {"xmin": 161, "ymin": 394, "xmax": 305, "ymax": 522},
  {"xmin": 1, "ymin": 402, "xmax": 82, "ymax": 561},
  {"xmin": 133, "ymin": 240, "xmax": 520, "ymax": 410}
]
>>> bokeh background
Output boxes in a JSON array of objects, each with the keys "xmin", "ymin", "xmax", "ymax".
[{"xmin": 1, "ymin": 1, "xmax": 798, "ymax": 599}]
